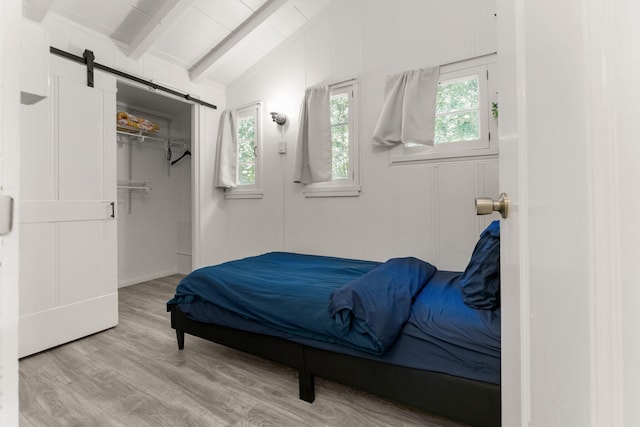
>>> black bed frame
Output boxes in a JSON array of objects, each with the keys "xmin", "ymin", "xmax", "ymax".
[{"xmin": 169, "ymin": 305, "xmax": 500, "ymax": 427}]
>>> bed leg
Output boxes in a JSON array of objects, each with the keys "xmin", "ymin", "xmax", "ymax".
[
  {"xmin": 176, "ymin": 329, "xmax": 185, "ymax": 350},
  {"xmin": 298, "ymin": 370, "xmax": 315, "ymax": 403}
]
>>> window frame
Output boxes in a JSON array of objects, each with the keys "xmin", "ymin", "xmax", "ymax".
[
  {"xmin": 390, "ymin": 54, "xmax": 498, "ymax": 165},
  {"xmin": 225, "ymin": 101, "xmax": 263, "ymax": 199},
  {"xmin": 303, "ymin": 79, "xmax": 361, "ymax": 198}
]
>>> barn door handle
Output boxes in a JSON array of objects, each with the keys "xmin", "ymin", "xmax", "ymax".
[
  {"xmin": 475, "ymin": 193, "xmax": 510, "ymax": 219},
  {"xmin": 110, "ymin": 201, "xmax": 115, "ymax": 218},
  {"xmin": 0, "ymin": 195, "xmax": 14, "ymax": 235}
]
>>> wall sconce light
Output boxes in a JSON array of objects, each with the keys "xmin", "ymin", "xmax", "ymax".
[{"xmin": 270, "ymin": 111, "xmax": 287, "ymax": 126}]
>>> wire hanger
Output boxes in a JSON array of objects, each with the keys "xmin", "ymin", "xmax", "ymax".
[{"xmin": 171, "ymin": 149, "xmax": 191, "ymax": 166}]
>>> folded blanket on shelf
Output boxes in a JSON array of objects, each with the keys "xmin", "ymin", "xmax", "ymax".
[{"xmin": 117, "ymin": 111, "xmax": 160, "ymax": 133}]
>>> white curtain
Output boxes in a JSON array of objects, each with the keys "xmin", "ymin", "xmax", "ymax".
[
  {"xmin": 214, "ymin": 110, "xmax": 237, "ymax": 189},
  {"xmin": 372, "ymin": 66, "xmax": 440, "ymax": 146},
  {"xmin": 294, "ymin": 86, "xmax": 332, "ymax": 184}
]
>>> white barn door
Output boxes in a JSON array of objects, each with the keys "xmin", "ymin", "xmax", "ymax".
[
  {"xmin": 0, "ymin": 0, "xmax": 21, "ymax": 422},
  {"xmin": 19, "ymin": 56, "xmax": 118, "ymax": 357}
]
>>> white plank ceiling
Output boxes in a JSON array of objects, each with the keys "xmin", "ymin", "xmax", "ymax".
[{"xmin": 23, "ymin": 0, "xmax": 332, "ymax": 85}]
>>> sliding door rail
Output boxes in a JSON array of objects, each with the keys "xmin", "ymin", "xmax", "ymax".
[{"xmin": 49, "ymin": 47, "xmax": 217, "ymax": 110}]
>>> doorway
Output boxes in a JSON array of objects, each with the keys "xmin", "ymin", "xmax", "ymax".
[{"xmin": 115, "ymin": 82, "xmax": 194, "ymax": 287}]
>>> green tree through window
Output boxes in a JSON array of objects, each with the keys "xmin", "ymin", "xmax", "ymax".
[
  {"xmin": 435, "ymin": 75, "xmax": 480, "ymax": 143},
  {"xmin": 330, "ymin": 92, "xmax": 349, "ymax": 180},
  {"xmin": 237, "ymin": 115, "xmax": 256, "ymax": 185}
]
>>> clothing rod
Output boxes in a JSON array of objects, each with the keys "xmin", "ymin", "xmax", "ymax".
[
  {"xmin": 116, "ymin": 137, "xmax": 187, "ymax": 151},
  {"xmin": 49, "ymin": 47, "xmax": 217, "ymax": 110},
  {"xmin": 116, "ymin": 130, "xmax": 168, "ymax": 144},
  {"xmin": 117, "ymin": 185, "xmax": 151, "ymax": 191}
]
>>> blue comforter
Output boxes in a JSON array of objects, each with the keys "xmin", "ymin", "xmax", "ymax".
[
  {"xmin": 167, "ymin": 252, "xmax": 437, "ymax": 354},
  {"xmin": 328, "ymin": 257, "xmax": 437, "ymax": 352}
]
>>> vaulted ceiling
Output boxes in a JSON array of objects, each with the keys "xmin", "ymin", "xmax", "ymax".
[{"xmin": 22, "ymin": 0, "xmax": 332, "ymax": 85}]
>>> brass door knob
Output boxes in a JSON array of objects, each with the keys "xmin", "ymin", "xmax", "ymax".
[{"xmin": 475, "ymin": 193, "xmax": 510, "ymax": 219}]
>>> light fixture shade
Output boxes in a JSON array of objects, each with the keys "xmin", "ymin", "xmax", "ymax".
[{"xmin": 270, "ymin": 112, "xmax": 287, "ymax": 125}]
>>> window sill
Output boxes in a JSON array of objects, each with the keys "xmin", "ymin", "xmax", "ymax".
[
  {"xmin": 224, "ymin": 189, "xmax": 264, "ymax": 199},
  {"xmin": 303, "ymin": 184, "xmax": 361, "ymax": 198},
  {"xmin": 390, "ymin": 146, "xmax": 498, "ymax": 165}
]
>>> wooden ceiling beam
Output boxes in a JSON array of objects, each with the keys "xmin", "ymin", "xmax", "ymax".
[
  {"xmin": 128, "ymin": 0, "xmax": 194, "ymax": 61},
  {"xmin": 189, "ymin": 0, "xmax": 288, "ymax": 82}
]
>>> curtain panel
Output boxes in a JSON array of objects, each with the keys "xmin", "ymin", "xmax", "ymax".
[
  {"xmin": 294, "ymin": 86, "xmax": 332, "ymax": 184},
  {"xmin": 214, "ymin": 110, "xmax": 237, "ymax": 189},
  {"xmin": 372, "ymin": 66, "xmax": 440, "ymax": 146}
]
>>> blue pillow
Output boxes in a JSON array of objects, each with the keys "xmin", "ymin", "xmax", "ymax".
[{"xmin": 458, "ymin": 220, "xmax": 500, "ymax": 310}]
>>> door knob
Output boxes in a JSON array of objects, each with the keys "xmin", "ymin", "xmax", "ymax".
[{"xmin": 475, "ymin": 193, "xmax": 510, "ymax": 219}]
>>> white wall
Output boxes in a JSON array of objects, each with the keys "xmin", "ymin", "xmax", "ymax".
[
  {"xmin": 211, "ymin": 0, "xmax": 499, "ymax": 268},
  {"xmin": 37, "ymin": 3, "xmax": 499, "ymax": 273}
]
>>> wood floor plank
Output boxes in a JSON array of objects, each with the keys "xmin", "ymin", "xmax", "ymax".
[
  {"xmin": 20, "ymin": 275, "xmax": 466, "ymax": 427},
  {"xmin": 20, "ymin": 369, "xmax": 128, "ymax": 427}
]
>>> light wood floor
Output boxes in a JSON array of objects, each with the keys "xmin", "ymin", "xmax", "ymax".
[{"xmin": 19, "ymin": 275, "xmax": 466, "ymax": 427}]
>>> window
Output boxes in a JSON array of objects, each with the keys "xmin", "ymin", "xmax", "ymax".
[
  {"xmin": 304, "ymin": 80, "xmax": 360, "ymax": 197},
  {"xmin": 435, "ymin": 74, "xmax": 480, "ymax": 144},
  {"xmin": 226, "ymin": 102, "xmax": 262, "ymax": 199},
  {"xmin": 237, "ymin": 111, "xmax": 256, "ymax": 186},
  {"xmin": 330, "ymin": 91, "xmax": 350, "ymax": 180},
  {"xmin": 390, "ymin": 54, "xmax": 497, "ymax": 164}
]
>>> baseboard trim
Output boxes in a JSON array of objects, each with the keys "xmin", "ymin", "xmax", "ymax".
[{"xmin": 118, "ymin": 269, "xmax": 179, "ymax": 288}]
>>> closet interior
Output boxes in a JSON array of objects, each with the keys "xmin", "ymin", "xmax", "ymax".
[{"xmin": 116, "ymin": 82, "xmax": 193, "ymax": 287}]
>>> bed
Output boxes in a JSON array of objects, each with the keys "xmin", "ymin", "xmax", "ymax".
[{"xmin": 167, "ymin": 221, "xmax": 502, "ymax": 426}]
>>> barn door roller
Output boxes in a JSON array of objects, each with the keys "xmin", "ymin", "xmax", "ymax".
[{"xmin": 83, "ymin": 49, "xmax": 94, "ymax": 87}]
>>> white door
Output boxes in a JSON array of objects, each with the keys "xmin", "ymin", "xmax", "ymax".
[
  {"xmin": 19, "ymin": 56, "xmax": 118, "ymax": 357},
  {"xmin": 498, "ymin": 0, "xmax": 637, "ymax": 426},
  {"xmin": 0, "ymin": 0, "xmax": 21, "ymax": 423}
]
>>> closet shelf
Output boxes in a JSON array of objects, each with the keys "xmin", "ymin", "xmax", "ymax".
[
  {"xmin": 117, "ymin": 180, "xmax": 151, "ymax": 192},
  {"xmin": 117, "ymin": 125, "xmax": 159, "ymax": 135},
  {"xmin": 116, "ymin": 129, "xmax": 188, "ymax": 150}
]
